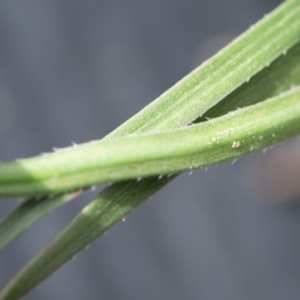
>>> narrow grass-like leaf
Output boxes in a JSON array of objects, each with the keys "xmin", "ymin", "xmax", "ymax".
[
  {"xmin": 0, "ymin": 0, "xmax": 300, "ymax": 197},
  {"xmin": 1, "ymin": 1, "xmax": 299, "ymax": 263},
  {"xmin": 1, "ymin": 1, "xmax": 300, "ymax": 298},
  {"xmin": 1, "ymin": 39, "xmax": 300, "ymax": 195},
  {"xmin": 0, "ymin": 191, "xmax": 83, "ymax": 251},
  {"xmin": 1, "ymin": 87, "xmax": 300, "ymax": 194},
  {"xmin": 2, "ymin": 39, "xmax": 299, "ymax": 267},
  {"xmin": 1, "ymin": 87, "xmax": 300, "ymax": 299},
  {"xmin": 110, "ymin": 0, "xmax": 300, "ymax": 134},
  {"xmin": 197, "ymin": 40, "xmax": 300, "ymax": 122}
]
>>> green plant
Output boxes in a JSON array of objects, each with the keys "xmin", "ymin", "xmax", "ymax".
[{"xmin": 0, "ymin": 0, "xmax": 300, "ymax": 299}]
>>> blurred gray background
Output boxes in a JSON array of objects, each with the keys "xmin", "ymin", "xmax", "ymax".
[{"xmin": 1, "ymin": 0, "xmax": 300, "ymax": 299}]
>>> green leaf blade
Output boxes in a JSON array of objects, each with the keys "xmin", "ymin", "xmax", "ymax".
[
  {"xmin": 1, "ymin": 0, "xmax": 300, "ymax": 197},
  {"xmin": 1, "ymin": 84, "xmax": 300, "ymax": 300},
  {"xmin": 1, "ymin": 1, "xmax": 300, "ymax": 298},
  {"xmin": 0, "ymin": 191, "xmax": 83, "ymax": 251}
]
